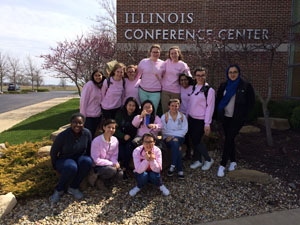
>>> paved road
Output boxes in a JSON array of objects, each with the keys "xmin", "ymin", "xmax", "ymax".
[{"xmin": 0, "ymin": 91, "xmax": 79, "ymax": 113}]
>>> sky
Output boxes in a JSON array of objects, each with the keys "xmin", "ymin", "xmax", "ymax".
[{"xmin": 0, "ymin": 0, "xmax": 102, "ymax": 85}]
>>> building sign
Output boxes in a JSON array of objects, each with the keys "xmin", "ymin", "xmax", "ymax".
[{"xmin": 124, "ymin": 12, "xmax": 269, "ymax": 41}]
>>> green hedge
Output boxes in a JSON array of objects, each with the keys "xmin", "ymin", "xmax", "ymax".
[
  {"xmin": 290, "ymin": 106, "xmax": 300, "ymax": 129},
  {"xmin": 35, "ymin": 88, "xmax": 49, "ymax": 92}
]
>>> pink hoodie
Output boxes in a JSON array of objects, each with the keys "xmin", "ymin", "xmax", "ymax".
[
  {"xmin": 132, "ymin": 145, "xmax": 162, "ymax": 173},
  {"xmin": 161, "ymin": 59, "xmax": 192, "ymax": 94},
  {"xmin": 80, "ymin": 81, "xmax": 102, "ymax": 117},
  {"xmin": 187, "ymin": 83, "xmax": 215, "ymax": 126},
  {"xmin": 132, "ymin": 115, "xmax": 162, "ymax": 137},
  {"xmin": 180, "ymin": 85, "xmax": 193, "ymax": 115},
  {"xmin": 91, "ymin": 134, "xmax": 119, "ymax": 166},
  {"xmin": 137, "ymin": 58, "xmax": 164, "ymax": 92},
  {"xmin": 101, "ymin": 77, "xmax": 124, "ymax": 110}
]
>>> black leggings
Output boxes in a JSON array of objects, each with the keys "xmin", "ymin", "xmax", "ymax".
[
  {"xmin": 221, "ymin": 116, "xmax": 244, "ymax": 166},
  {"xmin": 188, "ymin": 116, "xmax": 211, "ymax": 162}
]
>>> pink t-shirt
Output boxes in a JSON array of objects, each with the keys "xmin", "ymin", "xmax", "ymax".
[
  {"xmin": 187, "ymin": 83, "xmax": 215, "ymax": 126},
  {"xmin": 122, "ymin": 77, "xmax": 141, "ymax": 105},
  {"xmin": 101, "ymin": 77, "xmax": 124, "ymax": 110},
  {"xmin": 161, "ymin": 59, "xmax": 191, "ymax": 94},
  {"xmin": 132, "ymin": 115, "xmax": 162, "ymax": 137},
  {"xmin": 180, "ymin": 85, "xmax": 193, "ymax": 115},
  {"xmin": 80, "ymin": 81, "xmax": 102, "ymax": 117},
  {"xmin": 137, "ymin": 58, "xmax": 164, "ymax": 92}
]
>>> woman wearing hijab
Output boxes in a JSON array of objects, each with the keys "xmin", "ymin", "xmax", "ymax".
[{"xmin": 216, "ymin": 64, "xmax": 255, "ymax": 177}]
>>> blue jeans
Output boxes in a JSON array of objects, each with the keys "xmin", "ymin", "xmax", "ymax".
[
  {"xmin": 165, "ymin": 136, "xmax": 184, "ymax": 171},
  {"xmin": 55, "ymin": 155, "xmax": 92, "ymax": 192},
  {"xmin": 135, "ymin": 171, "xmax": 161, "ymax": 188},
  {"xmin": 138, "ymin": 87, "xmax": 161, "ymax": 114}
]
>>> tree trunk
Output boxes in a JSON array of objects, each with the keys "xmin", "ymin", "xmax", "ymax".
[
  {"xmin": 261, "ymin": 101, "xmax": 273, "ymax": 147},
  {"xmin": 75, "ymin": 82, "xmax": 81, "ymax": 96}
]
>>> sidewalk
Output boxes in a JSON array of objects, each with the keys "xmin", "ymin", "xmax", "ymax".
[
  {"xmin": 198, "ymin": 208, "xmax": 300, "ymax": 225},
  {"xmin": 0, "ymin": 96, "xmax": 77, "ymax": 133}
]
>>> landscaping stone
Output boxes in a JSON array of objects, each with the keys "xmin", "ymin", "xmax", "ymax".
[
  {"xmin": 240, "ymin": 125, "xmax": 261, "ymax": 133},
  {"xmin": 228, "ymin": 169, "xmax": 274, "ymax": 184},
  {"xmin": 37, "ymin": 146, "xmax": 51, "ymax": 158},
  {"xmin": 0, "ymin": 143, "xmax": 6, "ymax": 158},
  {"xmin": 257, "ymin": 117, "xmax": 290, "ymax": 130},
  {"xmin": 50, "ymin": 124, "xmax": 70, "ymax": 141},
  {"xmin": 0, "ymin": 192, "xmax": 17, "ymax": 219},
  {"xmin": 59, "ymin": 124, "xmax": 70, "ymax": 130}
]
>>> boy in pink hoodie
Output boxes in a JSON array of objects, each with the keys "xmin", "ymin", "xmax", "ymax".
[{"xmin": 129, "ymin": 133, "xmax": 170, "ymax": 196}]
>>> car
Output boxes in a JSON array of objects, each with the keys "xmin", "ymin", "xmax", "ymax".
[{"xmin": 8, "ymin": 83, "xmax": 20, "ymax": 91}]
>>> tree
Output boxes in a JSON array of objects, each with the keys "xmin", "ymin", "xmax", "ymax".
[
  {"xmin": 24, "ymin": 56, "xmax": 38, "ymax": 91},
  {"xmin": 7, "ymin": 56, "xmax": 22, "ymax": 87},
  {"xmin": 34, "ymin": 69, "xmax": 43, "ymax": 90},
  {"xmin": 59, "ymin": 78, "xmax": 66, "ymax": 89},
  {"xmin": 0, "ymin": 51, "xmax": 9, "ymax": 92},
  {"xmin": 41, "ymin": 34, "xmax": 115, "ymax": 95},
  {"xmin": 93, "ymin": 0, "xmax": 117, "ymax": 41}
]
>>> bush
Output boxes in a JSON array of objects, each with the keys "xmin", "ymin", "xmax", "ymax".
[
  {"xmin": 247, "ymin": 99, "xmax": 263, "ymax": 122},
  {"xmin": 35, "ymin": 88, "xmax": 49, "ymax": 92},
  {"xmin": 268, "ymin": 99, "xmax": 300, "ymax": 119},
  {"xmin": 290, "ymin": 106, "xmax": 300, "ymax": 129},
  {"xmin": 0, "ymin": 140, "xmax": 57, "ymax": 199}
]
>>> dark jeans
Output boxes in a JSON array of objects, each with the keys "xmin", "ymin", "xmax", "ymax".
[
  {"xmin": 188, "ymin": 116, "xmax": 211, "ymax": 162},
  {"xmin": 135, "ymin": 171, "xmax": 161, "ymax": 188},
  {"xmin": 221, "ymin": 116, "xmax": 244, "ymax": 167},
  {"xmin": 118, "ymin": 141, "xmax": 134, "ymax": 170},
  {"xmin": 165, "ymin": 136, "xmax": 184, "ymax": 171},
  {"xmin": 55, "ymin": 155, "xmax": 92, "ymax": 192},
  {"xmin": 84, "ymin": 116, "xmax": 101, "ymax": 138},
  {"xmin": 101, "ymin": 107, "xmax": 120, "ymax": 120},
  {"xmin": 94, "ymin": 165, "xmax": 123, "ymax": 181}
]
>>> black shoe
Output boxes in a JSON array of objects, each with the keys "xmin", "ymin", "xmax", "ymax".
[
  {"xmin": 178, "ymin": 172, "xmax": 184, "ymax": 180},
  {"xmin": 167, "ymin": 169, "xmax": 174, "ymax": 176}
]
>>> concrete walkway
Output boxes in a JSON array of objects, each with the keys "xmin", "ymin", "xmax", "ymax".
[
  {"xmin": 198, "ymin": 208, "xmax": 300, "ymax": 225},
  {"xmin": 0, "ymin": 96, "xmax": 77, "ymax": 133}
]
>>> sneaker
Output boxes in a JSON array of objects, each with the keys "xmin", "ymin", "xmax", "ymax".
[
  {"xmin": 67, "ymin": 187, "xmax": 83, "ymax": 200},
  {"xmin": 228, "ymin": 162, "xmax": 237, "ymax": 171},
  {"xmin": 190, "ymin": 160, "xmax": 202, "ymax": 169},
  {"xmin": 49, "ymin": 190, "xmax": 63, "ymax": 204},
  {"xmin": 167, "ymin": 166, "xmax": 175, "ymax": 176},
  {"xmin": 217, "ymin": 166, "xmax": 225, "ymax": 177},
  {"xmin": 178, "ymin": 171, "xmax": 184, "ymax": 180},
  {"xmin": 159, "ymin": 185, "xmax": 170, "ymax": 196},
  {"xmin": 129, "ymin": 186, "xmax": 140, "ymax": 196},
  {"xmin": 202, "ymin": 159, "xmax": 214, "ymax": 171}
]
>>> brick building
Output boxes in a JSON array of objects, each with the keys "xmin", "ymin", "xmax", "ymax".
[{"xmin": 116, "ymin": 0, "xmax": 300, "ymax": 98}]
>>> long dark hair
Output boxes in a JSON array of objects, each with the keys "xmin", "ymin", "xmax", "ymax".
[
  {"xmin": 91, "ymin": 69, "xmax": 105, "ymax": 88},
  {"xmin": 141, "ymin": 100, "xmax": 156, "ymax": 124},
  {"xmin": 122, "ymin": 97, "xmax": 140, "ymax": 117},
  {"xmin": 178, "ymin": 73, "xmax": 194, "ymax": 86}
]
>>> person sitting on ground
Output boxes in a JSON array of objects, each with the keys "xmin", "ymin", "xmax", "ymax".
[
  {"xmin": 129, "ymin": 133, "xmax": 170, "ymax": 196},
  {"xmin": 90, "ymin": 119, "xmax": 123, "ymax": 188},
  {"xmin": 115, "ymin": 97, "xmax": 139, "ymax": 179},
  {"xmin": 50, "ymin": 113, "xmax": 93, "ymax": 204},
  {"xmin": 161, "ymin": 99, "xmax": 188, "ymax": 179}
]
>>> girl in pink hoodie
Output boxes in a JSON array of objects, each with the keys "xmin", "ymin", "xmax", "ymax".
[
  {"xmin": 80, "ymin": 69, "xmax": 104, "ymax": 137},
  {"xmin": 129, "ymin": 133, "xmax": 170, "ymax": 196},
  {"xmin": 91, "ymin": 119, "xmax": 123, "ymax": 187}
]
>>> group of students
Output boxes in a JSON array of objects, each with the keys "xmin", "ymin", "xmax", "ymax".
[{"xmin": 49, "ymin": 44, "xmax": 255, "ymax": 204}]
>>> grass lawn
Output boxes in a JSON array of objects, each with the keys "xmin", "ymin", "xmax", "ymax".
[{"xmin": 0, "ymin": 98, "xmax": 79, "ymax": 145}]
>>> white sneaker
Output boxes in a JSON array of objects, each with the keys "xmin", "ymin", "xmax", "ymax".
[
  {"xmin": 190, "ymin": 161, "xmax": 202, "ymax": 169},
  {"xmin": 217, "ymin": 166, "xmax": 225, "ymax": 177},
  {"xmin": 228, "ymin": 162, "xmax": 237, "ymax": 171},
  {"xmin": 159, "ymin": 185, "xmax": 170, "ymax": 196},
  {"xmin": 129, "ymin": 186, "xmax": 140, "ymax": 196},
  {"xmin": 202, "ymin": 159, "xmax": 214, "ymax": 170}
]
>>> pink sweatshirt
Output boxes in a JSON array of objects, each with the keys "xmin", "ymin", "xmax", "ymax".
[
  {"xmin": 122, "ymin": 77, "xmax": 141, "ymax": 105},
  {"xmin": 137, "ymin": 58, "xmax": 164, "ymax": 92},
  {"xmin": 161, "ymin": 59, "xmax": 192, "ymax": 94},
  {"xmin": 80, "ymin": 81, "xmax": 102, "ymax": 117},
  {"xmin": 180, "ymin": 85, "xmax": 193, "ymax": 115},
  {"xmin": 132, "ymin": 145, "xmax": 162, "ymax": 173},
  {"xmin": 187, "ymin": 83, "xmax": 215, "ymax": 126},
  {"xmin": 132, "ymin": 115, "xmax": 162, "ymax": 137},
  {"xmin": 101, "ymin": 77, "xmax": 124, "ymax": 110},
  {"xmin": 91, "ymin": 134, "xmax": 119, "ymax": 166}
]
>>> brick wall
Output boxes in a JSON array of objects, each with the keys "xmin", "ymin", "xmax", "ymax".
[{"xmin": 116, "ymin": 0, "xmax": 292, "ymax": 98}]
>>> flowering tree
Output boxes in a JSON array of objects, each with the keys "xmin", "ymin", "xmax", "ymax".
[
  {"xmin": 0, "ymin": 51, "xmax": 9, "ymax": 92},
  {"xmin": 41, "ymin": 34, "xmax": 115, "ymax": 95}
]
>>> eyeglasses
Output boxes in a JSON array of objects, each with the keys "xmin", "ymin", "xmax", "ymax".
[
  {"xmin": 143, "ymin": 141, "xmax": 155, "ymax": 144},
  {"xmin": 229, "ymin": 71, "xmax": 238, "ymax": 74}
]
